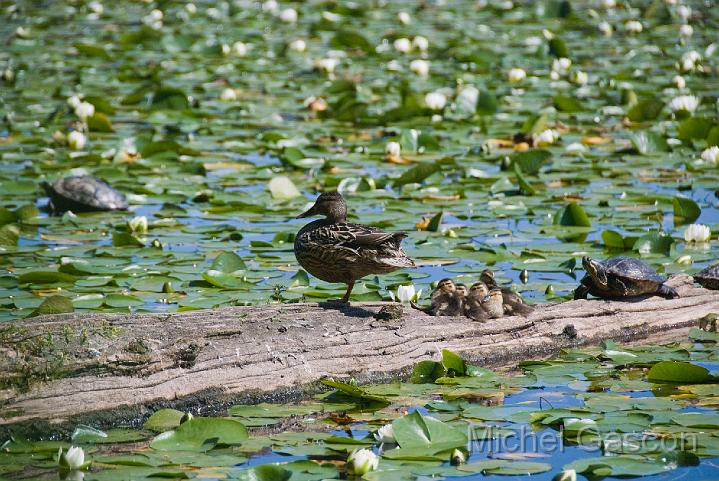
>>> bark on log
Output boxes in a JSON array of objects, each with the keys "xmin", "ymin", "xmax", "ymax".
[{"xmin": 1, "ymin": 275, "xmax": 717, "ymax": 436}]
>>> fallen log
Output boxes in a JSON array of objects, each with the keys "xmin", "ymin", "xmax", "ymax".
[{"xmin": 0, "ymin": 274, "xmax": 717, "ymax": 437}]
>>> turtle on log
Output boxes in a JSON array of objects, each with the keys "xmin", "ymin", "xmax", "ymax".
[{"xmin": 574, "ymin": 256, "xmax": 679, "ymax": 300}]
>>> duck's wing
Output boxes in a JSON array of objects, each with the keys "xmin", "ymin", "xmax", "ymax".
[{"xmin": 341, "ymin": 223, "xmax": 407, "ymax": 248}]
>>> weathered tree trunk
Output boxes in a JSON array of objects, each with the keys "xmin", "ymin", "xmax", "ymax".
[{"xmin": 0, "ymin": 275, "xmax": 716, "ymax": 436}]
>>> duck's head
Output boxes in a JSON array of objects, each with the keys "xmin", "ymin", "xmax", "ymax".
[
  {"xmin": 469, "ymin": 281, "xmax": 489, "ymax": 298},
  {"xmin": 455, "ymin": 283, "xmax": 468, "ymax": 299},
  {"xmin": 297, "ymin": 192, "xmax": 347, "ymax": 222}
]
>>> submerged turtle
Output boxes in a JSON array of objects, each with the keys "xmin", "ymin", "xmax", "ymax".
[
  {"xmin": 574, "ymin": 256, "xmax": 679, "ymax": 300},
  {"xmin": 42, "ymin": 175, "xmax": 128, "ymax": 213},
  {"xmin": 694, "ymin": 263, "xmax": 719, "ymax": 290}
]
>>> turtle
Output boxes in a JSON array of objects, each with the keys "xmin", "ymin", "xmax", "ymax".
[
  {"xmin": 694, "ymin": 263, "xmax": 719, "ymax": 290},
  {"xmin": 574, "ymin": 256, "xmax": 679, "ymax": 300},
  {"xmin": 42, "ymin": 175, "xmax": 128, "ymax": 213},
  {"xmin": 411, "ymin": 278, "xmax": 464, "ymax": 316}
]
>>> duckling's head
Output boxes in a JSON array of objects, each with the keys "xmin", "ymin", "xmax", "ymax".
[
  {"xmin": 480, "ymin": 269, "xmax": 495, "ymax": 285},
  {"xmin": 455, "ymin": 283, "xmax": 468, "ymax": 299},
  {"xmin": 297, "ymin": 191, "xmax": 347, "ymax": 222},
  {"xmin": 436, "ymin": 278, "xmax": 456, "ymax": 294},
  {"xmin": 469, "ymin": 281, "xmax": 489, "ymax": 298}
]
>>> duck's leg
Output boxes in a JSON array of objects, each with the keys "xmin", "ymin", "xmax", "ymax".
[{"xmin": 340, "ymin": 280, "xmax": 355, "ymax": 303}]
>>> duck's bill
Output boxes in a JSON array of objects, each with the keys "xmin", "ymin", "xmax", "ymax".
[{"xmin": 296, "ymin": 206, "xmax": 316, "ymax": 218}]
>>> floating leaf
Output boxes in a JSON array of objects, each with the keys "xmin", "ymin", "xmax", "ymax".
[
  {"xmin": 672, "ymin": 196, "xmax": 701, "ymax": 225},
  {"xmin": 144, "ymin": 409, "xmax": 186, "ymax": 432},
  {"xmin": 633, "ymin": 232, "xmax": 673, "ymax": 256},
  {"xmin": 394, "ymin": 162, "xmax": 441, "ymax": 186},
  {"xmin": 627, "ymin": 98, "xmax": 664, "ymax": 122},
  {"xmin": 268, "ymin": 176, "xmax": 301, "ymax": 200},
  {"xmin": 647, "ymin": 361, "xmax": 712, "ymax": 384},
  {"xmin": 150, "ymin": 417, "xmax": 248, "ymax": 451},
  {"xmin": 392, "ymin": 411, "xmax": 467, "ymax": 451}
]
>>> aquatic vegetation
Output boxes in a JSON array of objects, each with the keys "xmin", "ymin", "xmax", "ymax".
[
  {"xmin": 0, "ymin": 1, "xmax": 718, "ymax": 319},
  {"xmin": 2, "ymin": 338, "xmax": 719, "ymax": 479}
]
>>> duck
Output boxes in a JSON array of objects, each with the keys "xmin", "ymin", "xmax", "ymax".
[
  {"xmin": 464, "ymin": 281, "xmax": 489, "ymax": 321},
  {"xmin": 294, "ymin": 192, "xmax": 415, "ymax": 303},
  {"xmin": 411, "ymin": 278, "xmax": 460, "ymax": 316},
  {"xmin": 480, "ymin": 269, "xmax": 533, "ymax": 316}
]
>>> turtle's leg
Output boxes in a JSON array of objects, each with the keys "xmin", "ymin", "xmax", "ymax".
[
  {"xmin": 657, "ymin": 284, "xmax": 680, "ymax": 299},
  {"xmin": 339, "ymin": 280, "xmax": 355, "ymax": 303},
  {"xmin": 574, "ymin": 278, "xmax": 592, "ymax": 300}
]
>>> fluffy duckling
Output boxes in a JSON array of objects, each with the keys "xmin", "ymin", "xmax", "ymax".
[
  {"xmin": 480, "ymin": 269, "xmax": 533, "ymax": 316},
  {"xmin": 464, "ymin": 282, "xmax": 490, "ymax": 321},
  {"xmin": 411, "ymin": 278, "xmax": 464, "ymax": 316},
  {"xmin": 483, "ymin": 288, "xmax": 505, "ymax": 319}
]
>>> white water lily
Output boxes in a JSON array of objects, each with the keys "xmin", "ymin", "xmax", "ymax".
[
  {"xmin": 373, "ymin": 424, "xmax": 396, "ymax": 444},
  {"xmin": 143, "ymin": 9, "xmax": 163, "ymax": 29},
  {"xmin": 67, "ymin": 95, "xmax": 82, "ymax": 109},
  {"xmin": 673, "ymin": 75, "xmax": 686, "ymax": 89},
  {"xmin": 684, "ymin": 223, "xmax": 711, "ymax": 243},
  {"xmin": 565, "ymin": 142, "xmax": 586, "ymax": 153},
  {"xmin": 679, "ymin": 50, "xmax": 701, "ymax": 72},
  {"xmin": 410, "ymin": 59, "xmax": 429, "ymax": 76},
  {"xmin": 669, "ymin": 94, "xmax": 699, "ymax": 113},
  {"xmin": 625, "ymin": 20, "xmax": 643, "ymax": 33},
  {"xmin": 412, "ymin": 36, "xmax": 429, "ymax": 52},
  {"xmin": 551, "ymin": 57, "xmax": 571, "ymax": 75},
  {"xmin": 553, "ymin": 469, "xmax": 577, "ymax": 481},
  {"xmin": 74, "ymin": 101, "xmax": 95, "ymax": 121},
  {"xmin": 535, "ymin": 129, "xmax": 558, "ymax": 145},
  {"xmin": 279, "ymin": 8, "xmax": 298, "ymax": 23},
  {"xmin": 455, "ymin": 85, "xmax": 479, "ymax": 113},
  {"xmin": 396, "ymin": 284, "xmax": 416, "ymax": 303},
  {"xmin": 185, "ymin": 3, "xmax": 197, "ymax": 14},
  {"xmin": 67, "ymin": 131, "xmax": 86, "ymax": 150},
  {"xmin": 393, "ymin": 37, "xmax": 412, "ymax": 53},
  {"xmin": 315, "ymin": 57, "xmax": 339, "ymax": 74},
  {"xmin": 397, "ymin": 11, "xmax": 411, "ymax": 25},
  {"xmin": 220, "ymin": 88, "xmax": 238, "ymax": 101},
  {"xmin": 59, "ymin": 446, "xmax": 85, "ymax": 470},
  {"xmin": 679, "ymin": 24, "xmax": 693, "ymax": 38},
  {"xmin": 507, "ymin": 67, "xmax": 526, "ymax": 83},
  {"xmin": 571, "ymin": 70, "xmax": 588, "ymax": 85},
  {"xmin": 701, "ymin": 146, "xmax": 719, "ymax": 164},
  {"xmin": 385, "ymin": 141, "xmax": 401, "ymax": 160},
  {"xmin": 601, "ymin": 0, "xmax": 616, "ymax": 8},
  {"xmin": 221, "ymin": 43, "xmax": 231, "ymax": 55},
  {"xmin": 232, "ymin": 41, "xmax": 248, "ymax": 56},
  {"xmin": 424, "ymin": 91, "xmax": 447, "ymax": 110},
  {"xmin": 88, "ymin": 1, "xmax": 103, "ymax": 14},
  {"xmin": 289, "ymin": 39, "xmax": 306, "ymax": 52},
  {"xmin": 598, "ymin": 21, "xmax": 613, "ymax": 36},
  {"xmin": 676, "ymin": 4, "xmax": 691, "ymax": 20},
  {"xmin": 262, "ymin": 0, "xmax": 279, "ymax": 13},
  {"xmin": 347, "ymin": 449, "xmax": 379, "ymax": 476},
  {"xmin": 128, "ymin": 216, "xmax": 148, "ymax": 235}
]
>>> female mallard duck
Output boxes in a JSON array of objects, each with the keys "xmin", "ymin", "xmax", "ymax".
[{"xmin": 294, "ymin": 192, "xmax": 415, "ymax": 303}]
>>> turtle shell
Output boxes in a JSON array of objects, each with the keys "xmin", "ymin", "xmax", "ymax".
[
  {"xmin": 602, "ymin": 256, "xmax": 664, "ymax": 281},
  {"xmin": 694, "ymin": 263, "xmax": 719, "ymax": 290},
  {"xmin": 597, "ymin": 256, "xmax": 665, "ymax": 296},
  {"xmin": 43, "ymin": 175, "xmax": 128, "ymax": 213}
]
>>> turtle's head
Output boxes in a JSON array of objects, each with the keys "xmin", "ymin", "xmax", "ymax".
[
  {"xmin": 455, "ymin": 283, "xmax": 468, "ymax": 299},
  {"xmin": 582, "ymin": 256, "xmax": 607, "ymax": 287},
  {"xmin": 436, "ymin": 278, "xmax": 456, "ymax": 294},
  {"xmin": 297, "ymin": 191, "xmax": 347, "ymax": 223}
]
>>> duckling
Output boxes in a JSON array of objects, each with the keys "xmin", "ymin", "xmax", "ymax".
[
  {"xmin": 464, "ymin": 282, "xmax": 490, "ymax": 321},
  {"xmin": 295, "ymin": 192, "xmax": 415, "ymax": 303},
  {"xmin": 483, "ymin": 288, "xmax": 505, "ymax": 319},
  {"xmin": 480, "ymin": 269, "xmax": 533, "ymax": 316},
  {"xmin": 411, "ymin": 278, "xmax": 463, "ymax": 316}
]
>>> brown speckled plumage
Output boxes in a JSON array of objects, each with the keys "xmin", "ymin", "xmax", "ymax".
[{"xmin": 294, "ymin": 192, "xmax": 414, "ymax": 303}]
